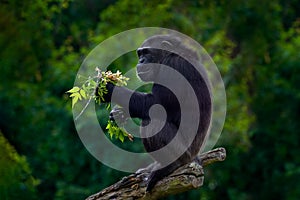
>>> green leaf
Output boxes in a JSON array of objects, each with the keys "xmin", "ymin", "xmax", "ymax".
[
  {"xmin": 119, "ymin": 134, "xmax": 124, "ymax": 143},
  {"xmin": 80, "ymin": 89, "xmax": 87, "ymax": 99},
  {"xmin": 90, "ymin": 80, "xmax": 97, "ymax": 87},
  {"xmin": 66, "ymin": 86, "xmax": 80, "ymax": 93},
  {"xmin": 106, "ymin": 121, "xmax": 111, "ymax": 129},
  {"xmin": 109, "ymin": 129, "xmax": 113, "ymax": 139},
  {"xmin": 114, "ymin": 127, "xmax": 119, "ymax": 139},
  {"xmin": 82, "ymin": 84, "xmax": 87, "ymax": 91},
  {"xmin": 72, "ymin": 95, "xmax": 79, "ymax": 108},
  {"xmin": 69, "ymin": 92, "xmax": 78, "ymax": 97},
  {"xmin": 78, "ymin": 93, "xmax": 82, "ymax": 100}
]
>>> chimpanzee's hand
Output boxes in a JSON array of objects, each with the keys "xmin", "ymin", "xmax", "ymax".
[{"xmin": 109, "ymin": 106, "xmax": 129, "ymax": 124}]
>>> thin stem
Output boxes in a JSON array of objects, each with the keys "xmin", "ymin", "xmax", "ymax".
[{"xmin": 74, "ymin": 97, "xmax": 93, "ymax": 121}]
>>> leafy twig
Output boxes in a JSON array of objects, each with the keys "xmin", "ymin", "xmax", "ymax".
[{"xmin": 66, "ymin": 67, "xmax": 132, "ymax": 142}]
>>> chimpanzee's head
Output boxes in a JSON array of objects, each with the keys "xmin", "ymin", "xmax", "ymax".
[{"xmin": 136, "ymin": 35, "xmax": 181, "ymax": 81}]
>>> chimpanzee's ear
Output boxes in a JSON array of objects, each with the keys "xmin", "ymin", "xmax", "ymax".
[{"xmin": 161, "ymin": 40, "xmax": 173, "ymax": 52}]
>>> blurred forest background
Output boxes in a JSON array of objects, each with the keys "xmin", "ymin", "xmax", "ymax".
[{"xmin": 0, "ymin": 0, "xmax": 300, "ymax": 199}]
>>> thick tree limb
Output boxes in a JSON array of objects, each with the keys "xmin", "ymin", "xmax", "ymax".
[{"xmin": 86, "ymin": 147, "xmax": 226, "ymax": 200}]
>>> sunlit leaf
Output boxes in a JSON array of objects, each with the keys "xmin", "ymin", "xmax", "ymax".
[
  {"xmin": 66, "ymin": 86, "xmax": 80, "ymax": 93},
  {"xmin": 80, "ymin": 89, "xmax": 87, "ymax": 99},
  {"xmin": 119, "ymin": 134, "xmax": 124, "ymax": 142},
  {"xmin": 69, "ymin": 93, "xmax": 78, "ymax": 98},
  {"xmin": 72, "ymin": 95, "xmax": 79, "ymax": 108}
]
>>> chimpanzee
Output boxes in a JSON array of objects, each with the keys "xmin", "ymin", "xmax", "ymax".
[{"xmin": 100, "ymin": 35, "xmax": 212, "ymax": 192}]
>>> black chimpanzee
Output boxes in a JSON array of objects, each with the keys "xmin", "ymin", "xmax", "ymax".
[{"xmin": 100, "ymin": 35, "xmax": 212, "ymax": 192}]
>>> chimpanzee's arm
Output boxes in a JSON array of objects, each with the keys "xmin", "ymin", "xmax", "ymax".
[{"xmin": 101, "ymin": 83, "xmax": 154, "ymax": 119}]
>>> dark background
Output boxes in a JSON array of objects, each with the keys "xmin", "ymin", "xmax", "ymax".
[{"xmin": 0, "ymin": 0, "xmax": 299, "ymax": 199}]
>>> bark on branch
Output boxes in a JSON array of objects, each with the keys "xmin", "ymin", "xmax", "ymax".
[{"xmin": 86, "ymin": 147, "xmax": 226, "ymax": 200}]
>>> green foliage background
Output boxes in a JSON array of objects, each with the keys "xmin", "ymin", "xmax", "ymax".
[{"xmin": 0, "ymin": 0, "xmax": 299, "ymax": 199}]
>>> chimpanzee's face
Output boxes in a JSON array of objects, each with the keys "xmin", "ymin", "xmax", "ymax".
[{"xmin": 136, "ymin": 47, "xmax": 163, "ymax": 82}]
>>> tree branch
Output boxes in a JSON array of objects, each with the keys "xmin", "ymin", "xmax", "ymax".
[{"xmin": 86, "ymin": 147, "xmax": 226, "ymax": 200}]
